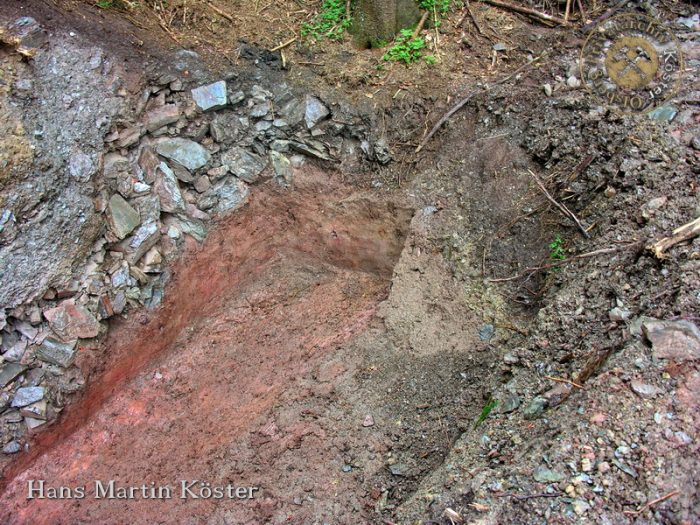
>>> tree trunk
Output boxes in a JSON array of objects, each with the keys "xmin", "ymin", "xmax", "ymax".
[{"xmin": 352, "ymin": 0, "xmax": 422, "ymax": 48}]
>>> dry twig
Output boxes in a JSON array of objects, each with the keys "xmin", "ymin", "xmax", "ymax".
[
  {"xmin": 529, "ymin": 170, "xmax": 590, "ymax": 238},
  {"xmin": 479, "ymin": 0, "xmax": 569, "ymax": 26},
  {"xmin": 412, "ymin": 10, "xmax": 431, "ymax": 39},
  {"xmin": 623, "ymin": 490, "xmax": 679, "ymax": 516},
  {"xmin": 488, "ymin": 242, "xmax": 643, "ymax": 283},
  {"xmin": 545, "ymin": 375, "xmax": 584, "ymax": 389},
  {"xmin": 270, "ymin": 36, "xmax": 297, "ymax": 52},
  {"xmin": 205, "ymin": 1, "xmax": 235, "ymax": 22},
  {"xmin": 649, "ymin": 217, "xmax": 700, "ymax": 258},
  {"xmin": 415, "ymin": 55, "xmax": 543, "ymax": 153}
]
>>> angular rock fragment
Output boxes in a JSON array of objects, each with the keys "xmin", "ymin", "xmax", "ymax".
[
  {"xmin": 269, "ymin": 151, "xmax": 293, "ymax": 187},
  {"xmin": 305, "ymin": 95, "xmax": 330, "ymax": 129},
  {"xmin": 642, "ymin": 320, "xmax": 700, "ymax": 362},
  {"xmin": 214, "ymin": 177, "xmax": 250, "ymax": 214},
  {"xmin": 20, "ymin": 400, "xmax": 47, "ymax": 420},
  {"xmin": 106, "ymin": 194, "xmax": 141, "ymax": 240},
  {"xmin": 155, "ymin": 137, "xmax": 211, "ymax": 171},
  {"xmin": 154, "ymin": 162, "xmax": 185, "ymax": 213},
  {"xmin": 123, "ymin": 221, "xmax": 160, "ymax": 264},
  {"xmin": 103, "ymin": 152, "xmax": 129, "ymax": 178},
  {"xmin": 143, "ymin": 104, "xmax": 181, "ymax": 132},
  {"xmin": 43, "ymin": 299, "xmax": 100, "ymax": 340},
  {"xmin": 116, "ymin": 126, "xmax": 143, "ymax": 148},
  {"xmin": 11, "ymin": 386, "xmax": 45, "ymax": 408},
  {"xmin": 0, "ymin": 363, "xmax": 26, "ymax": 388},
  {"xmin": 220, "ymin": 147, "xmax": 267, "ymax": 183},
  {"xmin": 191, "ymin": 81, "xmax": 227, "ymax": 111},
  {"xmin": 36, "ymin": 337, "xmax": 78, "ymax": 367}
]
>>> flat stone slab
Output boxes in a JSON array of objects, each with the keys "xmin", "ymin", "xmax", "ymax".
[
  {"xmin": 43, "ymin": 299, "xmax": 100, "ymax": 340},
  {"xmin": 155, "ymin": 138, "xmax": 211, "ymax": 171},
  {"xmin": 191, "ymin": 81, "xmax": 227, "ymax": 112},
  {"xmin": 11, "ymin": 387, "xmax": 45, "ymax": 408},
  {"xmin": 36, "ymin": 337, "xmax": 78, "ymax": 367},
  {"xmin": 107, "ymin": 194, "xmax": 140, "ymax": 240},
  {"xmin": 643, "ymin": 319, "xmax": 700, "ymax": 362},
  {"xmin": 0, "ymin": 363, "xmax": 27, "ymax": 388},
  {"xmin": 143, "ymin": 104, "xmax": 181, "ymax": 132}
]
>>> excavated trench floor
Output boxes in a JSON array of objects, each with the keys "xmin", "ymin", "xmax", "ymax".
[{"xmin": 0, "ymin": 168, "xmax": 414, "ymax": 524}]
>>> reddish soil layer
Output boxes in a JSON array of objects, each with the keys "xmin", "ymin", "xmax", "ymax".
[{"xmin": 0, "ymin": 169, "xmax": 411, "ymax": 524}]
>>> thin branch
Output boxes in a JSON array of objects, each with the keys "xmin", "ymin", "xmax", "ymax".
[
  {"xmin": 479, "ymin": 0, "xmax": 569, "ymax": 26},
  {"xmin": 623, "ymin": 490, "xmax": 679, "ymax": 516},
  {"xmin": 412, "ymin": 10, "xmax": 431, "ymax": 39},
  {"xmin": 205, "ymin": 1, "xmax": 235, "ymax": 22},
  {"xmin": 545, "ymin": 375, "xmax": 584, "ymax": 389},
  {"xmin": 270, "ymin": 36, "xmax": 297, "ymax": 52},
  {"xmin": 415, "ymin": 55, "xmax": 543, "ymax": 153},
  {"xmin": 488, "ymin": 242, "xmax": 643, "ymax": 283},
  {"xmin": 529, "ymin": 170, "xmax": 590, "ymax": 238}
]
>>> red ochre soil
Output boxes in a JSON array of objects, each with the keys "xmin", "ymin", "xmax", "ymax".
[{"xmin": 0, "ymin": 169, "xmax": 412, "ymax": 524}]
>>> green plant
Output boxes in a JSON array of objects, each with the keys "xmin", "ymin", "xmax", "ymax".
[
  {"xmin": 96, "ymin": 0, "xmax": 113, "ymax": 7},
  {"xmin": 301, "ymin": 0, "xmax": 352, "ymax": 41},
  {"xmin": 474, "ymin": 398, "xmax": 498, "ymax": 429},
  {"xmin": 383, "ymin": 29, "xmax": 426, "ymax": 64},
  {"xmin": 549, "ymin": 235, "xmax": 566, "ymax": 261},
  {"xmin": 418, "ymin": 0, "xmax": 452, "ymax": 14},
  {"xmin": 424, "ymin": 54, "xmax": 437, "ymax": 65}
]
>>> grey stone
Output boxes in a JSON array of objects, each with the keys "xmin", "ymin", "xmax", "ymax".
[
  {"xmin": 68, "ymin": 151, "xmax": 96, "ymax": 182},
  {"xmin": 270, "ymin": 151, "xmax": 293, "ymax": 187},
  {"xmin": 36, "ymin": 337, "xmax": 78, "ymax": 367},
  {"xmin": 43, "ymin": 299, "xmax": 100, "ymax": 340},
  {"xmin": 154, "ymin": 162, "xmax": 185, "ymax": 213},
  {"xmin": 229, "ymin": 90, "xmax": 245, "ymax": 105},
  {"xmin": 389, "ymin": 463, "xmax": 408, "ymax": 476},
  {"xmin": 609, "ymin": 307, "xmax": 631, "ymax": 322},
  {"xmin": 691, "ymin": 135, "xmax": 700, "ymax": 151},
  {"xmin": 566, "ymin": 76, "xmax": 581, "ymax": 88},
  {"xmin": 630, "ymin": 380, "xmax": 659, "ymax": 398},
  {"xmin": 103, "ymin": 152, "xmax": 129, "ymax": 178},
  {"xmin": 124, "ymin": 220, "xmax": 160, "ymax": 264},
  {"xmin": 305, "ymin": 95, "xmax": 330, "ymax": 129},
  {"xmin": 533, "ymin": 466, "xmax": 564, "ymax": 483},
  {"xmin": 25, "ymin": 416, "xmax": 46, "ymax": 430},
  {"xmin": 0, "ymin": 363, "xmax": 27, "ymax": 388},
  {"xmin": 117, "ymin": 126, "xmax": 143, "ymax": 148},
  {"xmin": 523, "ymin": 396, "xmax": 548, "ymax": 419},
  {"xmin": 11, "ymin": 387, "xmax": 45, "ymax": 408},
  {"xmin": 288, "ymin": 140, "xmax": 334, "ymax": 161},
  {"xmin": 107, "ymin": 194, "xmax": 141, "ymax": 240},
  {"xmin": 3, "ymin": 340, "xmax": 27, "ymax": 363},
  {"xmin": 164, "ymin": 216, "xmax": 206, "ymax": 242},
  {"xmin": 155, "ymin": 138, "xmax": 211, "ymax": 171},
  {"xmin": 194, "ymin": 175, "xmax": 211, "ymax": 193},
  {"xmin": 250, "ymin": 101, "xmax": 271, "ymax": 118},
  {"xmin": 544, "ymin": 84, "xmax": 553, "ymax": 96},
  {"xmin": 2, "ymin": 441, "xmax": 21, "ymax": 454},
  {"xmin": 221, "ymin": 147, "xmax": 267, "ymax": 183},
  {"xmin": 143, "ymin": 104, "xmax": 181, "ymax": 132},
  {"xmin": 500, "ymin": 394, "xmax": 521, "ymax": 413},
  {"xmin": 20, "ymin": 400, "xmax": 47, "ymax": 420},
  {"xmin": 279, "ymin": 98, "xmax": 305, "ymax": 127},
  {"xmin": 214, "ymin": 177, "xmax": 250, "ymax": 214},
  {"xmin": 255, "ymin": 120, "xmax": 272, "ymax": 132},
  {"xmin": 642, "ymin": 320, "xmax": 700, "ymax": 362},
  {"xmin": 478, "ymin": 324, "xmax": 495, "ymax": 341},
  {"xmin": 210, "ymin": 113, "xmax": 241, "ymax": 143},
  {"xmin": 191, "ymin": 81, "xmax": 227, "ymax": 111},
  {"xmin": 648, "ymin": 105, "xmax": 678, "ymax": 122}
]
